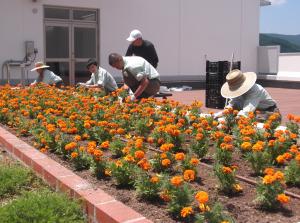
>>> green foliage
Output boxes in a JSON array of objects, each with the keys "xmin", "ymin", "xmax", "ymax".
[
  {"xmin": 246, "ymin": 151, "xmax": 272, "ymax": 175},
  {"xmin": 190, "ymin": 139, "xmax": 209, "ymax": 159},
  {"xmin": 134, "ymin": 118, "xmax": 151, "ymax": 136},
  {"xmin": 71, "ymin": 150, "xmax": 91, "ymax": 171},
  {"xmin": 110, "ymin": 159, "xmax": 138, "ymax": 187},
  {"xmin": 195, "ymin": 202, "xmax": 235, "ymax": 223},
  {"xmin": 214, "ymin": 147, "xmax": 233, "ymax": 167},
  {"xmin": 284, "ymin": 160, "xmax": 300, "ymax": 186},
  {"xmin": 134, "ymin": 171, "xmax": 161, "ymax": 200},
  {"xmin": 0, "ymin": 190, "xmax": 85, "ymax": 223},
  {"xmin": 91, "ymin": 158, "xmax": 108, "ymax": 179},
  {"xmin": 213, "ymin": 164, "xmax": 241, "ymax": 194},
  {"xmin": 167, "ymin": 183, "xmax": 194, "ymax": 217},
  {"xmin": 0, "ymin": 163, "xmax": 31, "ymax": 197},
  {"xmin": 109, "ymin": 139, "xmax": 125, "ymax": 157}
]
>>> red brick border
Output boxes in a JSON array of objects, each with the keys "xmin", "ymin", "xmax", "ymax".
[{"xmin": 0, "ymin": 127, "xmax": 153, "ymax": 223}]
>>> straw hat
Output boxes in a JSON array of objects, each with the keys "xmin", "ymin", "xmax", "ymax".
[
  {"xmin": 221, "ymin": 69, "xmax": 257, "ymax": 99},
  {"xmin": 30, "ymin": 62, "xmax": 49, "ymax": 71}
]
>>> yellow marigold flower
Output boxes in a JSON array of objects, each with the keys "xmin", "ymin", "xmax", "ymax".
[
  {"xmin": 198, "ymin": 203, "xmax": 210, "ymax": 212},
  {"xmin": 124, "ymin": 154, "xmax": 135, "ymax": 162},
  {"xmin": 170, "ymin": 176, "xmax": 183, "ymax": 187},
  {"xmin": 241, "ymin": 142, "xmax": 252, "ymax": 150},
  {"xmin": 71, "ymin": 152, "xmax": 78, "ymax": 159},
  {"xmin": 274, "ymin": 171, "xmax": 284, "ymax": 181},
  {"xmin": 183, "ymin": 169, "xmax": 195, "ymax": 182},
  {"xmin": 175, "ymin": 152, "xmax": 185, "ymax": 161},
  {"xmin": 233, "ymin": 184, "xmax": 243, "ymax": 192},
  {"xmin": 263, "ymin": 175, "xmax": 276, "ymax": 184},
  {"xmin": 277, "ymin": 194, "xmax": 290, "ymax": 204},
  {"xmin": 195, "ymin": 191, "xmax": 209, "ymax": 204},
  {"xmin": 180, "ymin": 206, "xmax": 193, "ymax": 218},
  {"xmin": 161, "ymin": 158, "xmax": 171, "ymax": 167}
]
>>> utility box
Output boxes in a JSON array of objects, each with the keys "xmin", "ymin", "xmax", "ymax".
[{"xmin": 25, "ymin": 41, "xmax": 35, "ymax": 59}]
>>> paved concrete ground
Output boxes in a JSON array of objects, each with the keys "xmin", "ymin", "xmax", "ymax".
[{"xmin": 169, "ymin": 87, "xmax": 300, "ymax": 123}]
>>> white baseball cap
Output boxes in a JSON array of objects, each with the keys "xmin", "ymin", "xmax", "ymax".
[{"xmin": 126, "ymin": 29, "xmax": 142, "ymax": 42}]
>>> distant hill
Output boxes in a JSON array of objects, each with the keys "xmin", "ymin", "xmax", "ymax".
[{"xmin": 260, "ymin": 33, "xmax": 300, "ymax": 53}]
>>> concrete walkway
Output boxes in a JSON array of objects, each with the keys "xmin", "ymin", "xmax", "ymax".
[{"xmin": 169, "ymin": 87, "xmax": 300, "ymax": 123}]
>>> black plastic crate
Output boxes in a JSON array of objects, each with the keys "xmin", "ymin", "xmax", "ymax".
[{"xmin": 205, "ymin": 60, "xmax": 241, "ymax": 109}]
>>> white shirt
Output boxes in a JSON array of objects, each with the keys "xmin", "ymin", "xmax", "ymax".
[
  {"xmin": 32, "ymin": 69, "xmax": 62, "ymax": 85},
  {"xmin": 227, "ymin": 84, "xmax": 277, "ymax": 116},
  {"xmin": 122, "ymin": 56, "xmax": 160, "ymax": 81},
  {"xmin": 85, "ymin": 67, "xmax": 118, "ymax": 92}
]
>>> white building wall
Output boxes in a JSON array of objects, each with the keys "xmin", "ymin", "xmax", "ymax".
[{"xmin": 0, "ymin": 0, "xmax": 260, "ymax": 84}]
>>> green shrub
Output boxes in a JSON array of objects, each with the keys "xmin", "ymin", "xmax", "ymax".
[
  {"xmin": 0, "ymin": 190, "xmax": 85, "ymax": 223},
  {"xmin": 0, "ymin": 163, "xmax": 31, "ymax": 197}
]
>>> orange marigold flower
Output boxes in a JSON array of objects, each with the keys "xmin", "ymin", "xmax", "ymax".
[
  {"xmin": 277, "ymin": 194, "xmax": 290, "ymax": 204},
  {"xmin": 100, "ymin": 141, "xmax": 110, "ymax": 149},
  {"xmin": 276, "ymin": 155, "xmax": 285, "ymax": 164},
  {"xmin": 135, "ymin": 138, "xmax": 143, "ymax": 149},
  {"xmin": 40, "ymin": 147, "xmax": 47, "ymax": 153},
  {"xmin": 161, "ymin": 158, "xmax": 171, "ymax": 167},
  {"xmin": 190, "ymin": 158, "xmax": 200, "ymax": 166},
  {"xmin": 134, "ymin": 150, "xmax": 145, "ymax": 159},
  {"xmin": 65, "ymin": 142, "xmax": 77, "ymax": 151},
  {"xmin": 175, "ymin": 152, "xmax": 185, "ymax": 161},
  {"xmin": 170, "ymin": 176, "xmax": 183, "ymax": 187},
  {"xmin": 93, "ymin": 149, "xmax": 103, "ymax": 157},
  {"xmin": 180, "ymin": 206, "xmax": 193, "ymax": 218},
  {"xmin": 74, "ymin": 135, "xmax": 81, "ymax": 141},
  {"xmin": 160, "ymin": 190, "xmax": 171, "ymax": 202},
  {"xmin": 116, "ymin": 128, "xmax": 125, "ymax": 135},
  {"xmin": 195, "ymin": 191, "xmax": 209, "ymax": 204},
  {"xmin": 183, "ymin": 169, "xmax": 195, "ymax": 182},
  {"xmin": 160, "ymin": 143, "xmax": 174, "ymax": 152},
  {"xmin": 71, "ymin": 152, "xmax": 78, "ymax": 159},
  {"xmin": 264, "ymin": 168, "xmax": 275, "ymax": 176},
  {"xmin": 196, "ymin": 133, "xmax": 204, "ymax": 140},
  {"xmin": 223, "ymin": 135, "xmax": 233, "ymax": 143},
  {"xmin": 222, "ymin": 166, "xmax": 233, "ymax": 174},
  {"xmin": 150, "ymin": 176, "xmax": 160, "ymax": 184}
]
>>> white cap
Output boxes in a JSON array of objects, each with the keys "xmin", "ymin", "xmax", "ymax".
[{"xmin": 126, "ymin": 29, "xmax": 142, "ymax": 42}]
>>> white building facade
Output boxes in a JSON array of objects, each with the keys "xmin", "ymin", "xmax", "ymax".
[{"xmin": 0, "ymin": 0, "xmax": 261, "ymax": 85}]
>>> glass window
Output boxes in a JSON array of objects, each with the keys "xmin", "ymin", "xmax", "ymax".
[
  {"xmin": 75, "ymin": 62, "xmax": 90, "ymax": 83},
  {"xmin": 46, "ymin": 62, "xmax": 70, "ymax": 85},
  {"xmin": 74, "ymin": 27, "xmax": 96, "ymax": 58},
  {"xmin": 73, "ymin": 10, "xmax": 97, "ymax": 21},
  {"xmin": 44, "ymin": 8, "xmax": 70, "ymax": 19},
  {"xmin": 46, "ymin": 26, "xmax": 69, "ymax": 58}
]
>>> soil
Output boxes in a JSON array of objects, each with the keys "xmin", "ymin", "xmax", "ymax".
[{"xmin": 1, "ymin": 124, "xmax": 300, "ymax": 223}]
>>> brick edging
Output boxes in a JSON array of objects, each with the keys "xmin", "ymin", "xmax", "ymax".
[{"xmin": 0, "ymin": 127, "xmax": 152, "ymax": 223}]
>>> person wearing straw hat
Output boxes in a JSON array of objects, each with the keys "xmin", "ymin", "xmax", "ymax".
[
  {"xmin": 108, "ymin": 53, "xmax": 160, "ymax": 101},
  {"xmin": 215, "ymin": 69, "xmax": 280, "ymax": 120},
  {"xmin": 30, "ymin": 62, "xmax": 63, "ymax": 88},
  {"xmin": 76, "ymin": 58, "xmax": 118, "ymax": 94},
  {"xmin": 125, "ymin": 29, "xmax": 159, "ymax": 68}
]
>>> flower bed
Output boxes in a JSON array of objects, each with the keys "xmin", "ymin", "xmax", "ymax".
[{"xmin": 0, "ymin": 84, "xmax": 300, "ymax": 222}]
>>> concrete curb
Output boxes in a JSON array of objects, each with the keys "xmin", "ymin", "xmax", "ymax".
[{"xmin": 0, "ymin": 126, "xmax": 152, "ymax": 223}]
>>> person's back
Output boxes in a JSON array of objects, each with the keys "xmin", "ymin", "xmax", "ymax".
[{"xmin": 125, "ymin": 29, "xmax": 159, "ymax": 68}]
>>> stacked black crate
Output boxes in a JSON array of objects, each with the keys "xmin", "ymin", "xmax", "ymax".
[{"xmin": 205, "ymin": 61, "xmax": 241, "ymax": 109}]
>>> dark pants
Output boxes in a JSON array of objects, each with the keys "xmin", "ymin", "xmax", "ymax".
[
  {"xmin": 123, "ymin": 70, "xmax": 160, "ymax": 99},
  {"xmin": 256, "ymin": 105, "xmax": 282, "ymax": 122},
  {"xmin": 55, "ymin": 80, "xmax": 64, "ymax": 88}
]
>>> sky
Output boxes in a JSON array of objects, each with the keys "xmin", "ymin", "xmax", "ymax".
[{"xmin": 260, "ymin": 0, "xmax": 300, "ymax": 35}]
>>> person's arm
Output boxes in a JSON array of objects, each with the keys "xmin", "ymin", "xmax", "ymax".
[
  {"xmin": 148, "ymin": 44, "xmax": 159, "ymax": 68},
  {"xmin": 125, "ymin": 45, "xmax": 133, "ymax": 56},
  {"xmin": 131, "ymin": 77, "xmax": 149, "ymax": 100}
]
